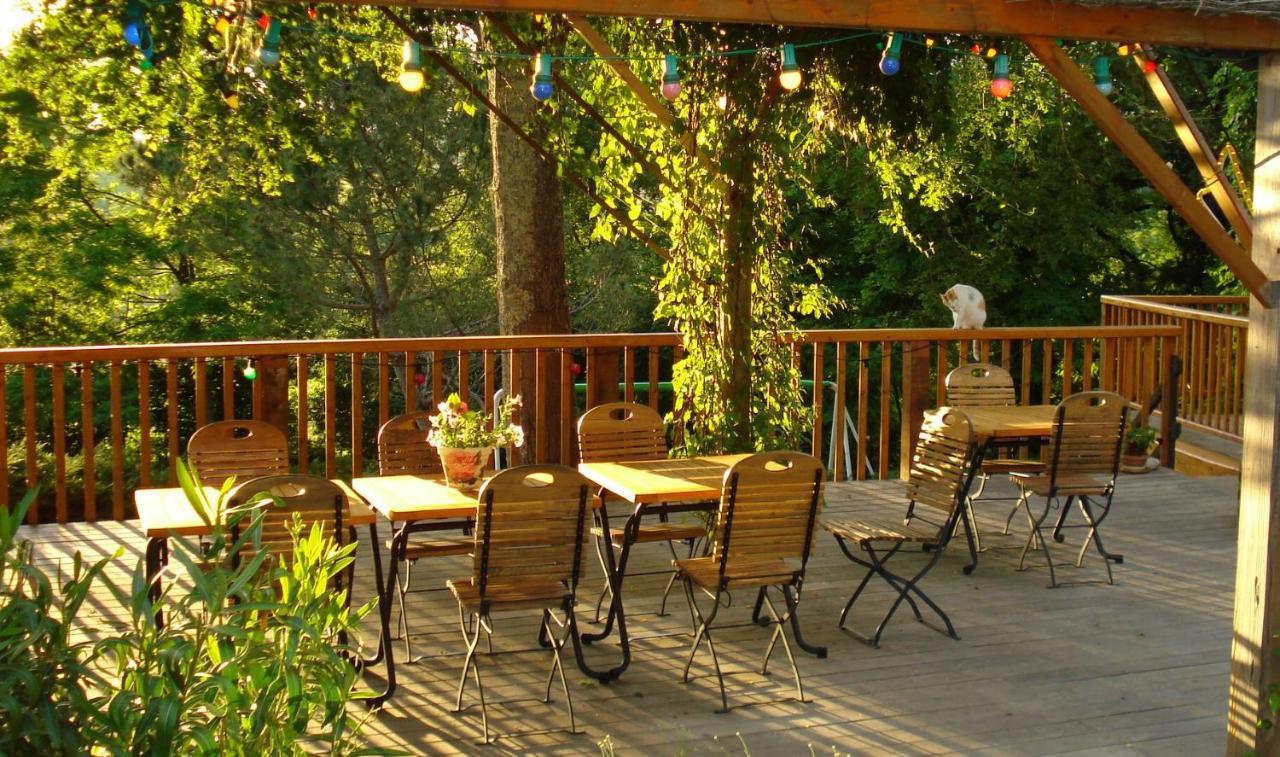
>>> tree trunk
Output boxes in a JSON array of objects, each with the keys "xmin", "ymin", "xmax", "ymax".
[
  {"xmin": 720, "ymin": 124, "xmax": 755, "ymax": 452},
  {"xmin": 487, "ymin": 23, "xmax": 570, "ymax": 464}
]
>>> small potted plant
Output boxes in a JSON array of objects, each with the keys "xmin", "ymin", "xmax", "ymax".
[
  {"xmin": 1121, "ymin": 424, "xmax": 1158, "ymax": 470},
  {"xmin": 427, "ymin": 392, "xmax": 523, "ymax": 490}
]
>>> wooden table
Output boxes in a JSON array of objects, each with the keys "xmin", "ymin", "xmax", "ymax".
[
  {"xmin": 576, "ymin": 453, "xmax": 825, "ymax": 682},
  {"xmin": 133, "ymin": 482, "xmax": 374, "ymax": 629},
  {"xmin": 940, "ymin": 405, "xmax": 1057, "ymax": 574}
]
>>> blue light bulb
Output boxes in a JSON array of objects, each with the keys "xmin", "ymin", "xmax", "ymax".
[
  {"xmin": 259, "ymin": 48, "xmax": 280, "ymax": 67},
  {"xmin": 879, "ymin": 56, "xmax": 900, "ymax": 76},
  {"xmin": 123, "ymin": 21, "xmax": 142, "ymax": 48},
  {"xmin": 531, "ymin": 80, "xmax": 554, "ymax": 101},
  {"xmin": 530, "ymin": 52, "xmax": 554, "ymax": 102}
]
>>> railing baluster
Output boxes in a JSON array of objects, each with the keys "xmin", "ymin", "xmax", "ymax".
[
  {"xmin": 194, "ymin": 357, "xmax": 207, "ymax": 428},
  {"xmin": 560, "ymin": 349, "xmax": 573, "ymax": 464},
  {"xmin": 138, "ymin": 360, "xmax": 151, "ymax": 489},
  {"xmin": 811, "ymin": 342, "xmax": 824, "ymax": 462},
  {"xmin": 647, "ymin": 346, "xmax": 659, "ymax": 410},
  {"xmin": 378, "ymin": 353, "xmax": 390, "ymax": 430},
  {"xmin": 222, "ymin": 357, "xmax": 235, "ymax": 419},
  {"xmin": 999, "ymin": 339, "xmax": 1011, "ymax": 370},
  {"xmin": 166, "ymin": 360, "xmax": 179, "ymax": 483},
  {"xmin": 1063, "ymin": 339, "xmax": 1075, "ymax": 396},
  {"xmin": 1020, "ymin": 340, "xmax": 1032, "ymax": 404},
  {"xmin": 351, "ymin": 352, "xmax": 363, "ymax": 477},
  {"xmin": 297, "ymin": 355, "xmax": 309, "ymax": 474},
  {"xmin": 878, "ymin": 341, "xmax": 891, "ymax": 480},
  {"xmin": 324, "ymin": 354, "xmax": 336, "ymax": 479},
  {"xmin": 833, "ymin": 342, "xmax": 848, "ymax": 482},
  {"xmin": 535, "ymin": 349, "xmax": 548, "ymax": 464},
  {"xmin": 856, "ymin": 342, "xmax": 869, "ymax": 482},
  {"xmin": 585, "ymin": 347, "xmax": 598, "ymax": 410},
  {"xmin": 24, "ymin": 365, "xmax": 38, "ymax": 522},
  {"xmin": 51, "ymin": 363, "xmax": 66, "ymax": 522},
  {"xmin": 110, "ymin": 362, "xmax": 123, "ymax": 520},
  {"xmin": 81, "ymin": 363, "xmax": 95, "ymax": 522},
  {"xmin": 403, "ymin": 351, "xmax": 415, "ymax": 414},
  {"xmin": 934, "ymin": 342, "xmax": 946, "ymax": 407},
  {"xmin": 1082, "ymin": 338, "xmax": 1094, "ymax": 391},
  {"xmin": 483, "ymin": 350, "xmax": 496, "ymax": 421},
  {"xmin": 0, "ymin": 367, "xmax": 6, "ymax": 508},
  {"xmin": 1041, "ymin": 339, "xmax": 1053, "ymax": 404},
  {"xmin": 458, "ymin": 350, "xmax": 470, "ymax": 404},
  {"xmin": 623, "ymin": 347, "xmax": 635, "ymax": 404},
  {"xmin": 432, "ymin": 351, "xmax": 444, "ymax": 406},
  {"xmin": 508, "ymin": 349, "xmax": 522, "ymax": 465}
]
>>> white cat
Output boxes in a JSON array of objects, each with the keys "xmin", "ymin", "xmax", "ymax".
[{"xmin": 941, "ymin": 284, "xmax": 986, "ymax": 359}]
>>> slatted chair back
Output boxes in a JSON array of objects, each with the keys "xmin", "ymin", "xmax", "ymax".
[
  {"xmin": 945, "ymin": 363, "xmax": 1017, "ymax": 408},
  {"xmin": 577, "ymin": 402, "xmax": 667, "ymax": 463},
  {"xmin": 1047, "ymin": 391, "xmax": 1128, "ymax": 482},
  {"xmin": 904, "ymin": 407, "xmax": 976, "ymax": 520},
  {"xmin": 377, "ymin": 411, "xmax": 442, "ymax": 475},
  {"xmin": 711, "ymin": 452, "xmax": 825, "ymax": 572},
  {"xmin": 471, "ymin": 465, "xmax": 591, "ymax": 604},
  {"xmin": 228, "ymin": 474, "xmax": 347, "ymax": 557},
  {"xmin": 187, "ymin": 420, "xmax": 289, "ymax": 489}
]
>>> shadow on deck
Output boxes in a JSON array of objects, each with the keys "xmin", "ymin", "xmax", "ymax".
[{"xmin": 21, "ymin": 470, "xmax": 1238, "ymax": 755}]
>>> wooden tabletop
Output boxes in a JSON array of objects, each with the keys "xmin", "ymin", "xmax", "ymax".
[
  {"xmin": 134, "ymin": 480, "xmax": 375, "ymax": 539},
  {"xmin": 351, "ymin": 475, "xmax": 479, "ymax": 522},
  {"xmin": 955, "ymin": 405, "xmax": 1057, "ymax": 441},
  {"xmin": 578, "ymin": 454, "xmax": 750, "ymax": 505}
]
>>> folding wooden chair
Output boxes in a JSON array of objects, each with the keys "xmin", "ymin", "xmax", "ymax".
[
  {"xmin": 823, "ymin": 408, "xmax": 976, "ymax": 647},
  {"xmin": 942, "ymin": 363, "xmax": 1044, "ymax": 547},
  {"xmin": 1008, "ymin": 391, "xmax": 1127, "ymax": 587},
  {"xmin": 188, "ymin": 420, "xmax": 289, "ymax": 489},
  {"xmin": 227, "ymin": 475, "xmax": 355, "ymax": 609},
  {"xmin": 577, "ymin": 402, "xmax": 705, "ymax": 623},
  {"xmin": 377, "ymin": 412, "xmax": 473, "ymax": 659},
  {"xmin": 673, "ymin": 451, "xmax": 824, "ymax": 712},
  {"xmin": 445, "ymin": 465, "xmax": 590, "ymax": 744}
]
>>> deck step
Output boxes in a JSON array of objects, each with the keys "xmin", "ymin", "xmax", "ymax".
[{"xmin": 1174, "ymin": 441, "xmax": 1240, "ymax": 477}]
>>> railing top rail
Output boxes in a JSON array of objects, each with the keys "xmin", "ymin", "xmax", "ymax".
[
  {"xmin": 0, "ymin": 325, "xmax": 1181, "ymax": 365},
  {"xmin": 1101, "ymin": 295, "xmax": 1249, "ymax": 327},
  {"xmin": 1102, "ymin": 294, "xmax": 1249, "ymax": 306}
]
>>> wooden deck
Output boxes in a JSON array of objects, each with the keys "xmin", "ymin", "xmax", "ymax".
[{"xmin": 21, "ymin": 470, "xmax": 1238, "ymax": 754}]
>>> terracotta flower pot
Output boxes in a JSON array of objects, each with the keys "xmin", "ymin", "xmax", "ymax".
[{"xmin": 438, "ymin": 446, "xmax": 494, "ymax": 491}]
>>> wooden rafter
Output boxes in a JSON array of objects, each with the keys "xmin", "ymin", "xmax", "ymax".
[
  {"xmin": 378, "ymin": 7, "xmax": 669, "ymax": 259},
  {"xmin": 1134, "ymin": 45, "xmax": 1254, "ymax": 249},
  {"xmin": 325, "ymin": 0, "xmax": 1280, "ymax": 50},
  {"xmin": 1024, "ymin": 35, "xmax": 1273, "ymax": 307}
]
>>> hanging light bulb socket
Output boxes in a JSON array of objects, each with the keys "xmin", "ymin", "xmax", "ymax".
[
  {"xmin": 530, "ymin": 52, "xmax": 554, "ymax": 101},
  {"xmin": 1093, "ymin": 56, "xmax": 1114, "ymax": 97},
  {"xmin": 258, "ymin": 18, "xmax": 282, "ymax": 67},
  {"xmin": 878, "ymin": 32, "xmax": 903, "ymax": 76},
  {"xmin": 990, "ymin": 53, "xmax": 1013, "ymax": 99},
  {"xmin": 399, "ymin": 39, "xmax": 426, "ymax": 93},
  {"xmin": 778, "ymin": 43, "xmax": 803, "ymax": 91},
  {"xmin": 660, "ymin": 54, "xmax": 681, "ymax": 101}
]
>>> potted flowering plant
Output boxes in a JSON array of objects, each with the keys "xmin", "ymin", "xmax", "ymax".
[
  {"xmin": 427, "ymin": 392, "xmax": 523, "ymax": 490},
  {"xmin": 1121, "ymin": 424, "xmax": 1158, "ymax": 470}
]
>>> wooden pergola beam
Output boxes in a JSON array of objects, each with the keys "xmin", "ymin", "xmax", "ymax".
[
  {"xmin": 1134, "ymin": 45, "xmax": 1253, "ymax": 249},
  {"xmin": 327, "ymin": 0, "xmax": 1280, "ymax": 50},
  {"xmin": 1024, "ymin": 35, "xmax": 1273, "ymax": 307}
]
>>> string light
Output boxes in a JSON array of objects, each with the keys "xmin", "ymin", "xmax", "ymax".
[
  {"xmin": 259, "ymin": 17, "xmax": 282, "ymax": 67},
  {"xmin": 1094, "ymin": 56, "xmax": 1114, "ymax": 96},
  {"xmin": 985, "ymin": 44, "xmax": 998, "ymax": 59},
  {"xmin": 399, "ymin": 39, "xmax": 425, "ymax": 93},
  {"xmin": 778, "ymin": 43, "xmax": 802, "ymax": 91},
  {"xmin": 924, "ymin": 35, "xmax": 936, "ymax": 49},
  {"xmin": 1117, "ymin": 43, "xmax": 1131, "ymax": 57},
  {"xmin": 660, "ymin": 54, "xmax": 680, "ymax": 101},
  {"xmin": 1142, "ymin": 55, "xmax": 1159, "ymax": 74},
  {"xmin": 530, "ymin": 52, "xmax": 554, "ymax": 101},
  {"xmin": 878, "ymin": 32, "xmax": 902, "ymax": 76},
  {"xmin": 122, "ymin": 0, "xmax": 145, "ymax": 47},
  {"xmin": 243, "ymin": 364, "xmax": 257, "ymax": 381},
  {"xmin": 306, "ymin": 3, "xmax": 317, "ymax": 20},
  {"xmin": 990, "ymin": 53, "xmax": 1012, "ymax": 99},
  {"xmin": 969, "ymin": 42, "xmax": 982, "ymax": 55}
]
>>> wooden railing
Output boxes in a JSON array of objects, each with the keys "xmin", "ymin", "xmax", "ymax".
[
  {"xmin": 1102, "ymin": 294, "xmax": 1248, "ymax": 441},
  {"xmin": 0, "ymin": 325, "xmax": 1178, "ymax": 525}
]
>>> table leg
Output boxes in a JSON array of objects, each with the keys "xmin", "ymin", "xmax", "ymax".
[
  {"xmin": 364, "ymin": 520, "xmax": 402, "ymax": 708},
  {"xmin": 577, "ymin": 494, "xmax": 637, "ymax": 682},
  {"xmin": 958, "ymin": 439, "xmax": 992, "ymax": 575},
  {"xmin": 145, "ymin": 537, "xmax": 167, "ymax": 630}
]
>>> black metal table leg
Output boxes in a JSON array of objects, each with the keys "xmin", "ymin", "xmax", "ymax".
[
  {"xmin": 145, "ymin": 537, "xmax": 166, "ymax": 629},
  {"xmin": 959, "ymin": 439, "xmax": 990, "ymax": 575},
  {"xmin": 365, "ymin": 520, "xmax": 403, "ymax": 708},
  {"xmin": 577, "ymin": 494, "xmax": 639, "ymax": 682}
]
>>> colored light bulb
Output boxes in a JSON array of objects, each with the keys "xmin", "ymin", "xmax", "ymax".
[
  {"xmin": 990, "ymin": 53, "xmax": 1012, "ymax": 99},
  {"xmin": 123, "ymin": 21, "xmax": 142, "ymax": 47},
  {"xmin": 223, "ymin": 91, "xmax": 240, "ymax": 109},
  {"xmin": 399, "ymin": 40, "xmax": 425, "ymax": 93},
  {"xmin": 243, "ymin": 365, "xmax": 256, "ymax": 380},
  {"xmin": 122, "ymin": 1, "xmax": 144, "ymax": 47},
  {"xmin": 969, "ymin": 42, "xmax": 981, "ymax": 55},
  {"xmin": 660, "ymin": 54, "xmax": 680, "ymax": 101},
  {"xmin": 985, "ymin": 46, "xmax": 998, "ymax": 59},
  {"xmin": 1143, "ymin": 58, "xmax": 1158, "ymax": 74},
  {"xmin": 878, "ymin": 32, "xmax": 902, "ymax": 76},
  {"xmin": 1094, "ymin": 56, "xmax": 1114, "ymax": 96},
  {"xmin": 1117, "ymin": 43, "xmax": 1131, "ymax": 56},
  {"xmin": 778, "ymin": 43, "xmax": 802, "ymax": 91},
  {"xmin": 530, "ymin": 52, "xmax": 554, "ymax": 101},
  {"xmin": 307, "ymin": 4, "xmax": 317, "ymax": 19}
]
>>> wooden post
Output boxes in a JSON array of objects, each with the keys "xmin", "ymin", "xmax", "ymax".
[
  {"xmin": 899, "ymin": 341, "xmax": 932, "ymax": 480},
  {"xmin": 1227, "ymin": 51, "xmax": 1280, "ymax": 756},
  {"xmin": 254, "ymin": 355, "xmax": 291, "ymax": 439}
]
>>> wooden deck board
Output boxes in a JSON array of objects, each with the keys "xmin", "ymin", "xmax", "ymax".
[{"xmin": 18, "ymin": 469, "xmax": 1238, "ymax": 754}]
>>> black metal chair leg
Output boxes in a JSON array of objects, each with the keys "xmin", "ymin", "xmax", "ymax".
[{"xmin": 1051, "ymin": 495, "xmax": 1075, "ymax": 543}]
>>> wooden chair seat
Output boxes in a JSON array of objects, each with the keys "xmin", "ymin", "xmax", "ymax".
[
  {"xmin": 447, "ymin": 577, "xmax": 571, "ymax": 612},
  {"xmin": 822, "ymin": 515, "xmax": 940, "ymax": 547},
  {"xmin": 675, "ymin": 555, "xmax": 800, "ymax": 590},
  {"xmin": 591, "ymin": 522, "xmax": 705, "ymax": 546},
  {"xmin": 1013, "ymin": 472, "xmax": 1112, "ymax": 497},
  {"xmin": 388, "ymin": 534, "xmax": 473, "ymax": 560}
]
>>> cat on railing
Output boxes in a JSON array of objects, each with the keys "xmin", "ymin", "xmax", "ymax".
[{"xmin": 941, "ymin": 284, "xmax": 986, "ymax": 360}]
